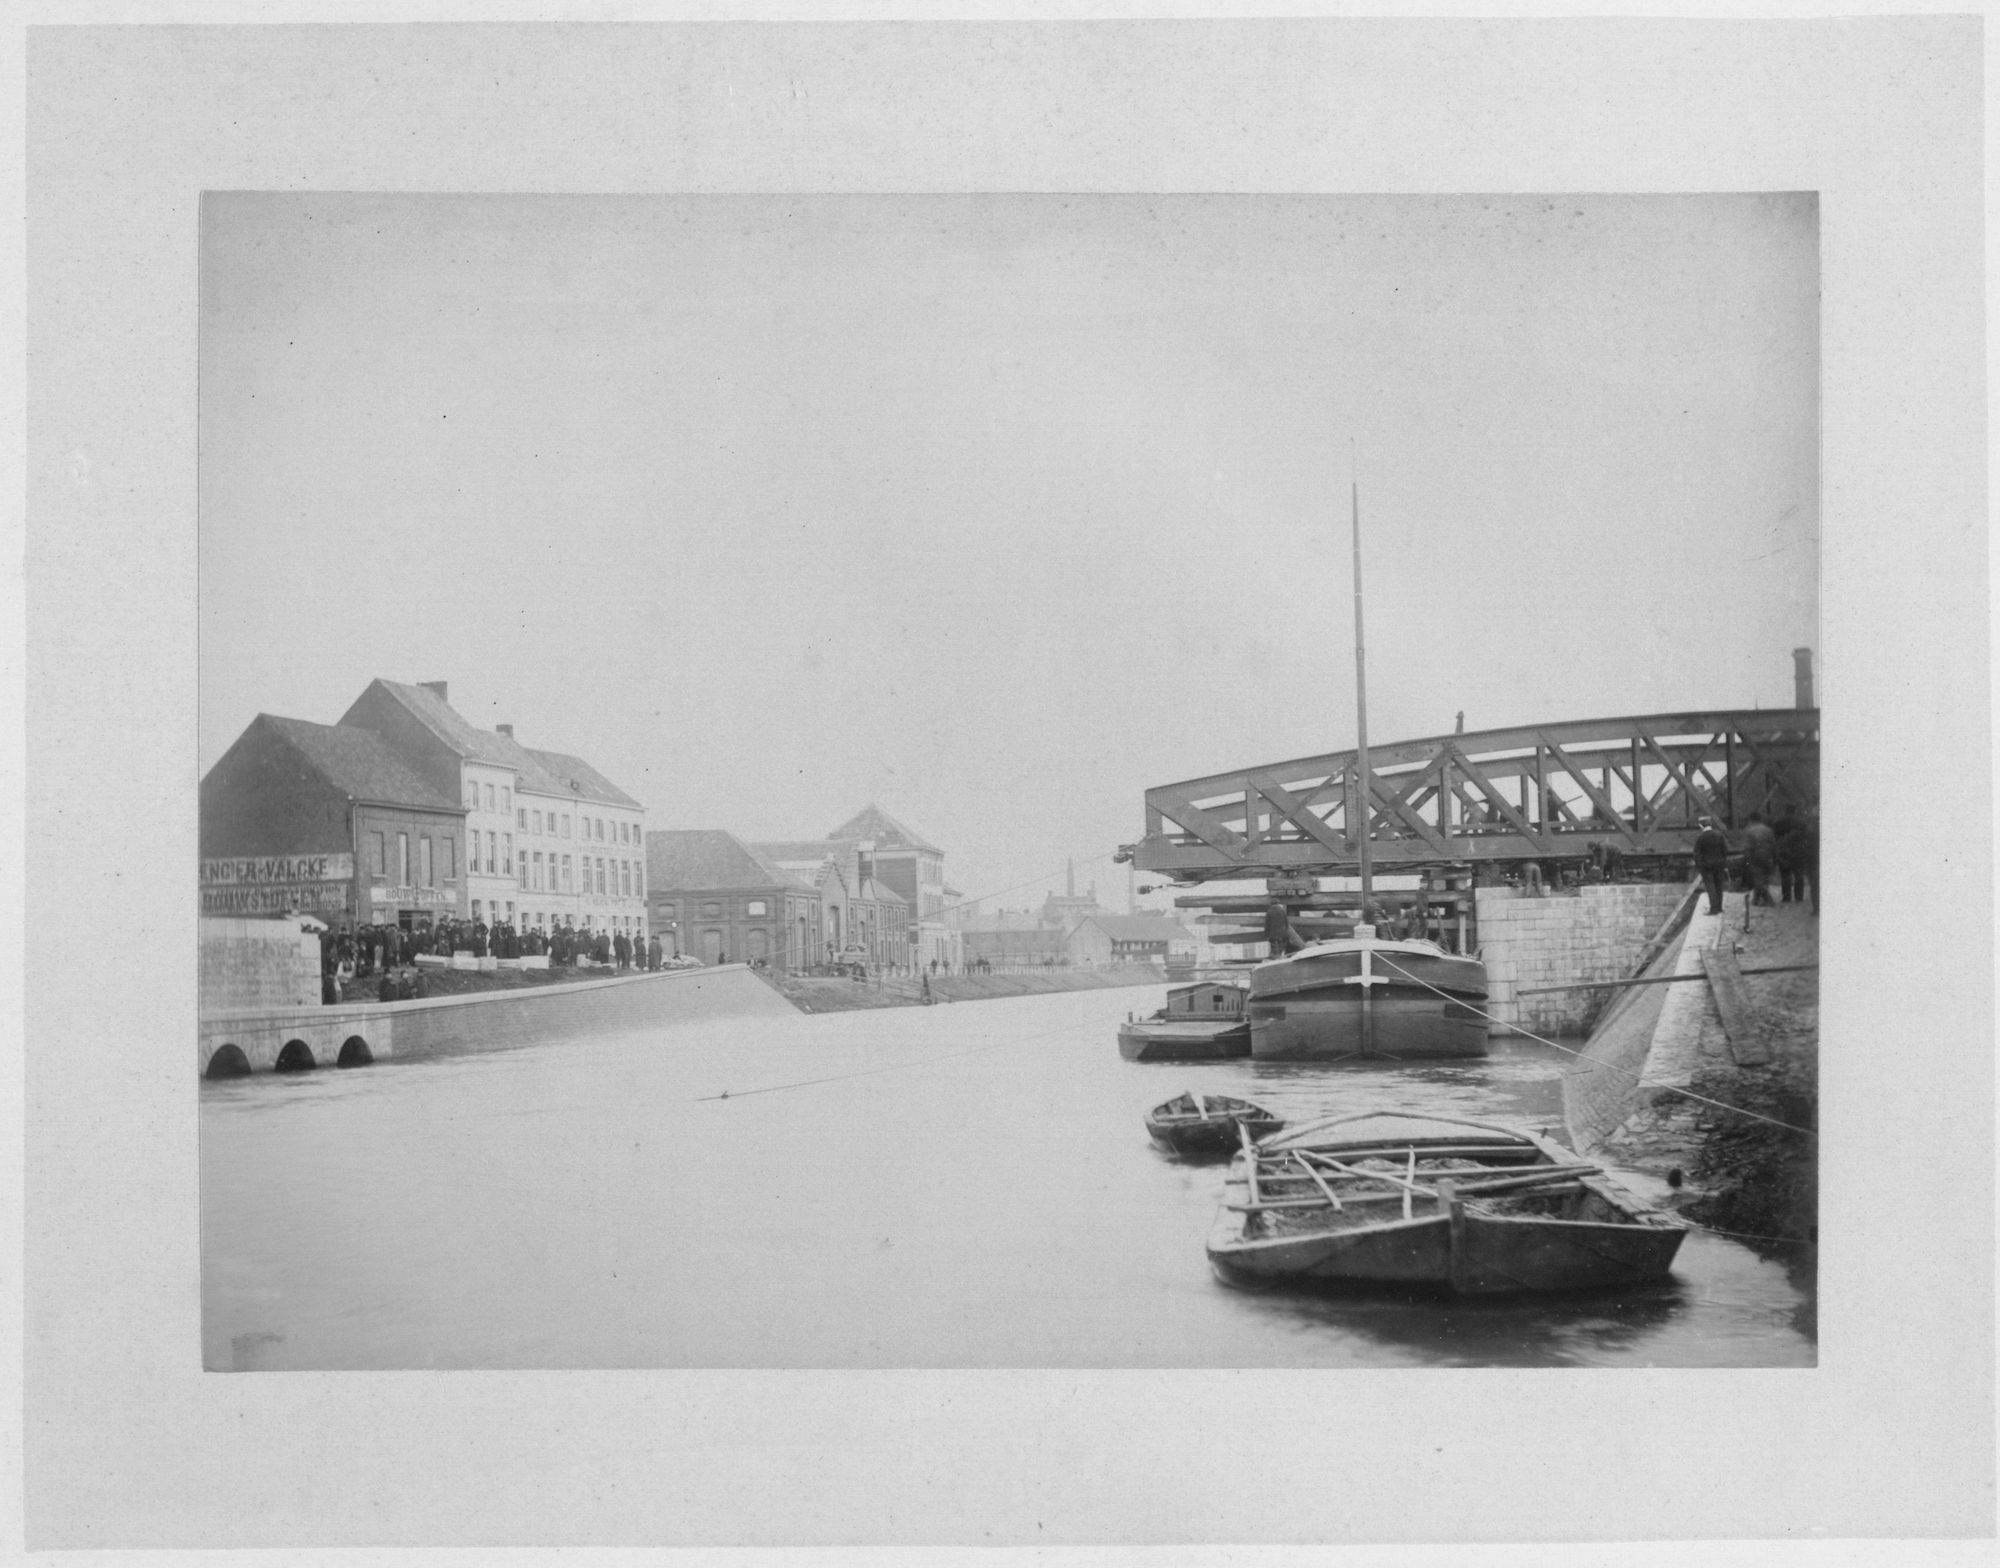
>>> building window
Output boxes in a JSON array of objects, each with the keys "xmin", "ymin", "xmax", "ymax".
[
  {"xmin": 533, "ymin": 810, "xmax": 542, "ymax": 835},
  {"xmin": 620, "ymin": 861, "xmax": 631, "ymax": 897},
  {"xmin": 503, "ymin": 833, "xmax": 513, "ymax": 875},
  {"xmin": 420, "ymin": 835, "xmax": 433, "ymax": 887},
  {"xmin": 561, "ymin": 854, "xmax": 572, "ymax": 893},
  {"xmin": 397, "ymin": 832, "xmax": 409, "ymax": 886},
  {"xmin": 369, "ymin": 831, "xmax": 386, "ymax": 876},
  {"xmin": 562, "ymin": 814, "xmax": 571, "ymax": 838},
  {"xmin": 635, "ymin": 865, "xmax": 643, "ymax": 898},
  {"xmin": 465, "ymin": 781, "xmax": 477, "ymax": 810},
  {"xmin": 517, "ymin": 807, "xmax": 527, "ymax": 830},
  {"xmin": 596, "ymin": 818, "xmax": 605, "ymax": 841},
  {"xmin": 506, "ymin": 901, "xmax": 515, "ymax": 920},
  {"xmin": 484, "ymin": 783, "xmax": 495, "ymax": 812},
  {"xmin": 501, "ymin": 787, "xmax": 511, "ymax": 814},
  {"xmin": 482, "ymin": 830, "xmax": 494, "ymax": 875},
  {"xmin": 747, "ymin": 899, "xmax": 769, "ymax": 917},
  {"xmin": 597, "ymin": 857, "xmax": 607, "ymax": 895},
  {"xmin": 443, "ymin": 836, "xmax": 455, "ymax": 879}
]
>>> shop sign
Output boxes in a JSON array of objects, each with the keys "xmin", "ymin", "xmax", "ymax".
[
  {"xmin": 201, "ymin": 881, "xmax": 351, "ymax": 915},
  {"xmin": 201, "ymin": 853, "xmax": 354, "ymax": 885},
  {"xmin": 369, "ymin": 884, "xmax": 459, "ymax": 908}
]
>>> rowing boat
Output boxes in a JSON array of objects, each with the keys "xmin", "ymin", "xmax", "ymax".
[
  {"xmin": 1206, "ymin": 1110, "xmax": 1685, "ymax": 1293},
  {"xmin": 1145, "ymin": 1092, "xmax": 1282, "ymax": 1158}
]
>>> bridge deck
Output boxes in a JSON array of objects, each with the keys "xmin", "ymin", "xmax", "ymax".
[{"xmin": 1128, "ymin": 708, "xmax": 1817, "ymax": 883}]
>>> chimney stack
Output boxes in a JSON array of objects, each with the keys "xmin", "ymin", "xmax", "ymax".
[
  {"xmin": 420, "ymin": 681, "xmax": 449, "ymax": 703},
  {"xmin": 1792, "ymin": 648, "xmax": 1815, "ymax": 710},
  {"xmin": 496, "ymin": 723, "xmax": 514, "ymax": 739}
]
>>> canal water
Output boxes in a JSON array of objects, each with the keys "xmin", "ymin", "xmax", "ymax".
[{"xmin": 201, "ymin": 984, "xmax": 1815, "ymax": 1370}]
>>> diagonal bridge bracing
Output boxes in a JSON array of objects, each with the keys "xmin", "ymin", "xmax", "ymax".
[{"xmin": 1129, "ymin": 709, "xmax": 1818, "ymax": 883}]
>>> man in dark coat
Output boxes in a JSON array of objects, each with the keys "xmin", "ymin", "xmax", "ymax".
[
  {"xmin": 1742, "ymin": 812, "xmax": 1777, "ymax": 907},
  {"xmin": 1692, "ymin": 816, "xmax": 1730, "ymax": 916},
  {"xmin": 648, "ymin": 934, "xmax": 663, "ymax": 971},
  {"xmin": 614, "ymin": 931, "xmax": 630, "ymax": 971},
  {"xmin": 1774, "ymin": 809, "xmax": 1805, "ymax": 903}
]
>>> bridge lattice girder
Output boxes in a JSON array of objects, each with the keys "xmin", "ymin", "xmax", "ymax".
[{"xmin": 1131, "ymin": 709, "xmax": 1819, "ymax": 883}]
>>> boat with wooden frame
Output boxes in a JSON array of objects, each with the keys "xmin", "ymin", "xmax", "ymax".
[
  {"xmin": 1205, "ymin": 1110, "xmax": 1686, "ymax": 1293},
  {"xmin": 1119, "ymin": 980, "xmax": 1253, "ymax": 1061},
  {"xmin": 1145, "ymin": 1091, "xmax": 1282, "ymax": 1158}
]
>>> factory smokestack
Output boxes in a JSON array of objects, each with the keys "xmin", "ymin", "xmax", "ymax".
[{"xmin": 1793, "ymin": 648, "xmax": 1815, "ymax": 710}]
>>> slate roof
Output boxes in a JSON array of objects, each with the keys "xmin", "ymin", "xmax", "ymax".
[
  {"xmin": 1075, "ymin": 914, "xmax": 1197, "ymax": 944},
  {"xmin": 361, "ymin": 679, "xmax": 644, "ymax": 811},
  {"xmin": 646, "ymin": 831, "xmax": 805, "ymax": 893},
  {"xmin": 368, "ymin": 680, "xmax": 520, "ymax": 766},
  {"xmin": 257, "ymin": 715, "xmax": 464, "ymax": 812},
  {"xmin": 522, "ymin": 746, "xmax": 644, "ymax": 811},
  {"xmin": 825, "ymin": 804, "xmax": 941, "ymax": 855},
  {"xmin": 751, "ymin": 839, "xmax": 849, "ymax": 867}
]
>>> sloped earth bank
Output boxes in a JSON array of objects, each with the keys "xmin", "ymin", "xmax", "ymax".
[
  {"xmin": 1600, "ymin": 897, "xmax": 1817, "ymax": 1317},
  {"xmin": 762, "ymin": 965, "xmax": 1171, "ymax": 1014}
]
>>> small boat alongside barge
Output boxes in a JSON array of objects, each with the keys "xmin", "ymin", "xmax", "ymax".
[
  {"xmin": 1118, "ymin": 980, "xmax": 1252, "ymax": 1061},
  {"xmin": 1206, "ymin": 1110, "xmax": 1685, "ymax": 1294}
]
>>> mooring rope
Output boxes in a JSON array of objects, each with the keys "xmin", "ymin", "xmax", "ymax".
[{"xmin": 1374, "ymin": 955, "xmax": 1818, "ymax": 1139}]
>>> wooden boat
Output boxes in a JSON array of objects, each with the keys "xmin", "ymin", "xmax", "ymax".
[
  {"xmin": 1206, "ymin": 1110, "xmax": 1685, "ymax": 1293},
  {"xmin": 1145, "ymin": 1092, "xmax": 1282, "ymax": 1158},
  {"xmin": 1119, "ymin": 981, "xmax": 1252, "ymax": 1061},
  {"xmin": 1247, "ymin": 931, "xmax": 1489, "ymax": 1060}
]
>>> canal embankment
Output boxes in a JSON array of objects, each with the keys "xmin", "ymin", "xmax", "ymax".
[
  {"xmin": 760, "ymin": 964, "xmax": 1173, "ymax": 1014},
  {"xmin": 1565, "ymin": 889, "xmax": 1818, "ymax": 1254},
  {"xmin": 200, "ymin": 962, "xmax": 796, "ymax": 1075}
]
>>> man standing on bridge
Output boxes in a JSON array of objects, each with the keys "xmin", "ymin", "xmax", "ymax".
[{"xmin": 1693, "ymin": 816, "xmax": 1730, "ymax": 916}]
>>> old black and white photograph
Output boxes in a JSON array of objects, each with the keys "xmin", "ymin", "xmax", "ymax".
[
  {"xmin": 196, "ymin": 191, "xmax": 1820, "ymax": 1371},
  {"xmin": 26, "ymin": 15, "xmax": 1990, "ymax": 1556}
]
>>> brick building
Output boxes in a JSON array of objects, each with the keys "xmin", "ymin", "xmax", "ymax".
[
  {"xmin": 825, "ymin": 805, "xmax": 954, "ymax": 969},
  {"xmin": 199, "ymin": 714, "xmax": 466, "ymax": 928},
  {"xmin": 645, "ymin": 831, "xmax": 819, "ymax": 969},
  {"xmin": 339, "ymin": 679, "xmax": 648, "ymax": 940}
]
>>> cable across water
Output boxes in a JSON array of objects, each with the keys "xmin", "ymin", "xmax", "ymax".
[{"xmin": 1373, "ymin": 954, "xmax": 1817, "ymax": 1139}]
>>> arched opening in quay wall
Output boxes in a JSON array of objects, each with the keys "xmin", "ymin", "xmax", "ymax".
[
  {"xmin": 274, "ymin": 1039, "xmax": 316, "ymax": 1072},
  {"xmin": 204, "ymin": 1043, "xmax": 252, "ymax": 1079},
  {"xmin": 337, "ymin": 1035, "xmax": 373, "ymax": 1067}
]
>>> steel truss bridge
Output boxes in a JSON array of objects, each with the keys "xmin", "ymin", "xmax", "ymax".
[{"xmin": 1126, "ymin": 709, "xmax": 1819, "ymax": 885}]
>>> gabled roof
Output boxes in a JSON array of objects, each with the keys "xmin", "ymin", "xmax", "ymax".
[
  {"xmin": 358, "ymin": 679, "xmax": 644, "ymax": 811},
  {"xmin": 256, "ymin": 715, "xmax": 463, "ymax": 812},
  {"xmin": 859, "ymin": 878, "xmax": 907, "ymax": 908},
  {"xmin": 645, "ymin": 830, "xmax": 803, "ymax": 893},
  {"xmin": 365, "ymin": 679, "xmax": 520, "ymax": 766},
  {"xmin": 522, "ymin": 746, "xmax": 643, "ymax": 811},
  {"xmin": 1074, "ymin": 914, "xmax": 1197, "ymax": 943},
  {"xmin": 825, "ymin": 804, "xmax": 941, "ymax": 855},
  {"xmin": 751, "ymin": 839, "xmax": 847, "ymax": 867}
]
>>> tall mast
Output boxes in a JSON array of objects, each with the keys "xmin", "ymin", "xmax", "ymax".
[{"xmin": 1351, "ymin": 476, "xmax": 1373, "ymax": 915}]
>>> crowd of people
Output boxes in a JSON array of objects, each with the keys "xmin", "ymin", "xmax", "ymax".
[{"xmin": 319, "ymin": 915, "xmax": 673, "ymax": 1004}]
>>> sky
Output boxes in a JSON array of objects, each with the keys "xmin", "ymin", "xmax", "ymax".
[{"xmin": 199, "ymin": 193, "xmax": 1819, "ymax": 914}]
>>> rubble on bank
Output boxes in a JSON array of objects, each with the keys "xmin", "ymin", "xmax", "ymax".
[{"xmin": 1596, "ymin": 895, "xmax": 1818, "ymax": 1260}]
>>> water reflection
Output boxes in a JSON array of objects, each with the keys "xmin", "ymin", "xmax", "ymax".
[{"xmin": 1225, "ymin": 1274, "xmax": 1691, "ymax": 1368}]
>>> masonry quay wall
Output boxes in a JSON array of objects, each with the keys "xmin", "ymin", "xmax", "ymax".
[
  {"xmin": 198, "ymin": 964, "xmax": 798, "ymax": 1077},
  {"xmin": 1473, "ymin": 881, "xmax": 1692, "ymax": 1037}
]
